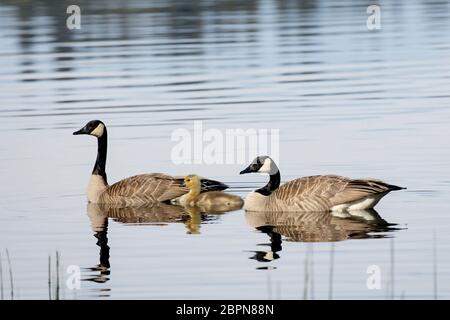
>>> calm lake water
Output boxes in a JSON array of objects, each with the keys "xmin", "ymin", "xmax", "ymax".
[{"xmin": 0, "ymin": 0, "xmax": 450, "ymax": 299}]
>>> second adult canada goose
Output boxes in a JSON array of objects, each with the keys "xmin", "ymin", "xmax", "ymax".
[
  {"xmin": 240, "ymin": 156, "xmax": 405, "ymax": 212},
  {"xmin": 176, "ymin": 175, "xmax": 244, "ymax": 210},
  {"xmin": 73, "ymin": 120, "xmax": 228, "ymax": 206}
]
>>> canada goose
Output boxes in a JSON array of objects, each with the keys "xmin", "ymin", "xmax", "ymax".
[
  {"xmin": 240, "ymin": 156, "xmax": 405, "ymax": 212},
  {"xmin": 175, "ymin": 174, "xmax": 244, "ymax": 212},
  {"xmin": 74, "ymin": 120, "xmax": 228, "ymax": 206}
]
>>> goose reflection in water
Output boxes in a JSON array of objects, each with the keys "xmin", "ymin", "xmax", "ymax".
[
  {"xmin": 85, "ymin": 202, "xmax": 190, "ymax": 288},
  {"xmin": 246, "ymin": 209, "xmax": 401, "ymax": 264},
  {"xmin": 85, "ymin": 200, "xmax": 243, "ymax": 285},
  {"xmin": 86, "ymin": 204, "xmax": 111, "ymax": 285}
]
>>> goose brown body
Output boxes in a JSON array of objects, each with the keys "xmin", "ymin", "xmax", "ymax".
[
  {"xmin": 96, "ymin": 173, "xmax": 188, "ymax": 206},
  {"xmin": 245, "ymin": 175, "xmax": 403, "ymax": 212},
  {"xmin": 240, "ymin": 156, "xmax": 405, "ymax": 213}
]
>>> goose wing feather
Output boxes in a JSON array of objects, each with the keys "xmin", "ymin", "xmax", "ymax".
[
  {"xmin": 330, "ymin": 178, "xmax": 402, "ymax": 205},
  {"xmin": 273, "ymin": 175, "xmax": 348, "ymax": 211},
  {"xmin": 99, "ymin": 173, "xmax": 188, "ymax": 205},
  {"xmin": 272, "ymin": 175, "xmax": 400, "ymax": 211}
]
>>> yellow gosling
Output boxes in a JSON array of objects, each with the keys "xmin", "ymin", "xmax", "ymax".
[{"xmin": 180, "ymin": 175, "xmax": 244, "ymax": 210}]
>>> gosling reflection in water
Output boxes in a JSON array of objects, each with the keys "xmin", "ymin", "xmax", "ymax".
[
  {"xmin": 177, "ymin": 199, "xmax": 243, "ymax": 234},
  {"xmin": 246, "ymin": 210, "xmax": 399, "ymax": 263}
]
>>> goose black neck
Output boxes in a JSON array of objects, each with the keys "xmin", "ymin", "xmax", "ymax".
[
  {"xmin": 93, "ymin": 130, "xmax": 108, "ymax": 183},
  {"xmin": 256, "ymin": 171, "xmax": 280, "ymax": 196}
]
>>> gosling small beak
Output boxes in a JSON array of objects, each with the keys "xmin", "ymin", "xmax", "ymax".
[
  {"xmin": 181, "ymin": 181, "xmax": 186, "ymax": 187},
  {"xmin": 240, "ymin": 166, "xmax": 252, "ymax": 175}
]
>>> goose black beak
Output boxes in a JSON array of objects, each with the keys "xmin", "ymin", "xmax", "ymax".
[
  {"xmin": 239, "ymin": 166, "xmax": 252, "ymax": 175},
  {"xmin": 73, "ymin": 126, "xmax": 89, "ymax": 135},
  {"xmin": 73, "ymin": 129, "xmax": 83, "ymax": 135}
]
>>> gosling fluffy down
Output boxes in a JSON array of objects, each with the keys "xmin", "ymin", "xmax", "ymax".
[{"xmin": 176, "ymin": 175, "xmax": 244, "ymax": 210}]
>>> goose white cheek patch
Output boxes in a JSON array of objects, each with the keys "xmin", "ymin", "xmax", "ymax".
[
  {"xmin": 91, "ymin": 123, "xmax": 105, "ymax": 137},
  {"xmin": 258, "ymin": 158, "xmax": 278, "ymax": 175}
]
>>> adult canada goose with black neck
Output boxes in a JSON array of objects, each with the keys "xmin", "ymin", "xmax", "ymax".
[
  {"xmin": 73, "ymin": 120, "xmax": 228, "ymax": 206},
  {"xmin": 240, "ymin": 156, "xmax": 405, "ymax": 212}
]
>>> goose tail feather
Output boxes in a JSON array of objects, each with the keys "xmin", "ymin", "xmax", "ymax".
[{"xmin": 200, "ymin": 178, "xmax": 229, "ymax": 192}]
